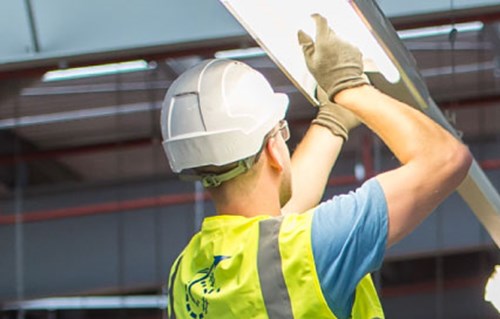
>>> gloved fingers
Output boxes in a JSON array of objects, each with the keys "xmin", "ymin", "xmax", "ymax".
[
  {"xmin": 297, "ymin": 29, "xmax": 313, "ymax": 46},
  {"xmin": 311, "ymin": 14, "xmax": 330, "ymax": 42},
  {"xmin": 313, "ymin": 85, "xmax": 361, "ymax": 137},
  {"xmin": 298, "ymin": 30, "xmax": 314, "ymax": 55}
]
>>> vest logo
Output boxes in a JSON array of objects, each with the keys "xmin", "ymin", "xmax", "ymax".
[{"xmin": 185, "ymin": 255, "xmax": 230, "ymax": 319}]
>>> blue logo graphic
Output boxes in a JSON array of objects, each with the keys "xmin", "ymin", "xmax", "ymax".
[{"xmin": 185, "ymin": 255, "xmax": 230, "ymax": 319}]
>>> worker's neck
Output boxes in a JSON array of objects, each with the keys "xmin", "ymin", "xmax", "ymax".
[
  {"xmin": 214, "ymin": 196, "xmax": 282, "ymax": 218},
  {"xmin": 210, "ymin": 180, "xmax": 282, "ymax": 218},
  {"xmin": 208, "ymin": 157, "xmax": 284, "ymax": 218}
]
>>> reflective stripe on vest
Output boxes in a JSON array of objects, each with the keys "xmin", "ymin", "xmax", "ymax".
[{"xmin": 257, "ymin": 218, "xmax": 293, "ymax": 319}]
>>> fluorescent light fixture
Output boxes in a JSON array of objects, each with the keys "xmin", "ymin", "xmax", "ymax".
[
  {"xmin": 215, "ymin": 47, "xmax": 266, "ymax": 59},
  {"xmin": 485, "ymin": 265, "xmax": 500, "ymax": 313},
  {"xmin": 43, "ymin": 60, "xmax": 153, "ymax": 82},
  {"xmin": 2, "ymin": 296, "xmax": 168, "ymax": 311},
  {"xmin": 398, "ymin": 21, "xmax": 484, "ymax": 40},
  {"xmin": 220, "ymin": 0, "xmax": 400, "ymax": 99}
]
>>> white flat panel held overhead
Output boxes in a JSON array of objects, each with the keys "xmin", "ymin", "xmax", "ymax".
[
  {"xmin": 220, "ymin": 0, "xmax": 400, "ymax": 104},
  {"xmin": 220, "ymin": 0, "xmax": 500, "ymax": 247}
]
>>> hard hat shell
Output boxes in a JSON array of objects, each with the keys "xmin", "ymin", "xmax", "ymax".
[{"xmin": 161, "ymin": 59, "xmax": 289, "ymax": 173}]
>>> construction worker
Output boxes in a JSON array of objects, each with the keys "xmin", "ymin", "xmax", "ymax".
[{"xmin": 162, "ymin": 15, "xmax": 472, "ymax": 319}]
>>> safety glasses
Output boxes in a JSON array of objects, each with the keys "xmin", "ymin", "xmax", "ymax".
[
  {"xmin": 269, "ymin": 120, "xmax": 290, "ymax": 142},
  {"xmin": 253, "ymin": 120, "xmax": 290, "ymax": 163}
]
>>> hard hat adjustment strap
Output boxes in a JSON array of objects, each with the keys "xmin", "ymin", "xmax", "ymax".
[
  {"xmin": 179, "ymin": 157, "xmax": 255, "ymax": 188},
  {"xmin": 201, "ymin": 157, "xmax": 254, "ymax": 187}
]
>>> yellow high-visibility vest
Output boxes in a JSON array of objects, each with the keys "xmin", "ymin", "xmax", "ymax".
[{"xmin": 168, "ymin": 211, "xmax": 384, "ymax": 318}]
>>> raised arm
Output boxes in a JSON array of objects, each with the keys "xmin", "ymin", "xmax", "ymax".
[
  {"xmin": 282, "ymin": 89, "xmax": 360, "ymax": 215},
  {"xmin": 282, "ymin": 124, "xmax": 343, "ymax": 215},
  {"xmin": 336, "ymin": 86, "xmax": 471, "ymax": 246},
  {"xmin": 299, "ymin": 14, "xmax": 472, "ymax": 247}
]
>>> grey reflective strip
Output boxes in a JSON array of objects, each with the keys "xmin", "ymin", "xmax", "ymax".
[
  {"xmin": 169, "ymin": 255, "xmax": 183, "ymax": 319},
  {"xmin": 258, "ymin": 218, "xmax": 294, "ymax": 319}
]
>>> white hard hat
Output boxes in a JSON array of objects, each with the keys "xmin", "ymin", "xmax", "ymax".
[{"xmin": 161, "ymin": 59, "xmax": 289, "ymax": 184}]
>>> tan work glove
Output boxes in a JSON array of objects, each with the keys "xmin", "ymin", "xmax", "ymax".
[
  {"xmin": 313, "ymin": 86, "xmax": 361, "ymax": 141},
  {"xmin": 298, "ymin": 14, "xmax": 369, "ymax": 101}
]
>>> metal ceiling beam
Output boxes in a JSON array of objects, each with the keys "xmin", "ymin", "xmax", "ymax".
[
  {"xmin": 403, "ymin": 41, "xmax": 492, "ymax": 51},
  {"xmin": 0, "ymin": 102, "xmax": 162, "ymax": 130},
  {"xmin": 0, "ymin": 38, "xmax": 251, "ymax": 80},
  {"xmin": 390, "ymin": 4, "xmax": 500, "ymax": 30},
  {"xmin": 20, "ymin": 80, "xmax": 170, "ymax": 96},
  {"xmin": 0, "ymin": 138, "xmax": 153, "ymax": 166}
]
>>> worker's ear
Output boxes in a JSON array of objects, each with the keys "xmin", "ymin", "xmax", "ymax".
[{"xmin": 265, "ymin": 137, "xmax": 284, "ymax": 173}]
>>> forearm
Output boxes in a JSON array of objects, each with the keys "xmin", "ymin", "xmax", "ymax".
[
  {"xmin": 336, "ymin": 85, "xmax": 472, "ymax": 245},
  {"xmin": 335, "ymin": 85, "xmax": 463, "ymax": 166},
  {"xmin": 282, "ymin": 124, "xmax": 343, "ymax": 214}
]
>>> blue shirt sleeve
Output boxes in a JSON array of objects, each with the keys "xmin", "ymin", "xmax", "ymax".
[{"xmin": 311, "ymin": 178, "xmax": 388, "ymax": 319}]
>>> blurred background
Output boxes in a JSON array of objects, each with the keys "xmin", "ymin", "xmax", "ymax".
[{"xmin": 1, "ymin": 0, "xmax": 500, "ymax": 318}]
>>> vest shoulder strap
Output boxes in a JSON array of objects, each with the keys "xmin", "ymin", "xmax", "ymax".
[{"xmin": 168, "ymin": 254, "xmax": 184, "ymax": 319}]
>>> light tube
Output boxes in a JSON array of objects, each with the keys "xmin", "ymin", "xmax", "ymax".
[
  {"xmin": 2, "ymin": 296, "xmax": 168, "ymax": 311},
  {"xmin": 398, "ymin": 21, "xmax": 484, "ymax": 40},
  {"xmin": 214, "ymin": 47, "xmax": 266, "ymax": 59},
  {"xmin": 43, "ymin": 60, "xmax": 153, "ymax": 82}
]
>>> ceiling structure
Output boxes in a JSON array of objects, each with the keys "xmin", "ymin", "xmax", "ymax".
[
  {"xmin": 0, "ymin": 1, "xmax": 500, "ymax": 316},
  {"xmin": 1, "ymin": 16, "xmax": 500, "ymax": 193}
]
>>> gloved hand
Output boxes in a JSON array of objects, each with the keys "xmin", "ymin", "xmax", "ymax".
[
  {"xmin": 298, "ymin": 14, "xmax": 369, "ymax": 101},
  {"xmin": 312, "ymin": 86, "xmax": 361, "ymax": 141}
]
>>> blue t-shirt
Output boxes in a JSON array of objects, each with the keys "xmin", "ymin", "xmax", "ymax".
[{"xmin": 311, "ymin": 178, "xmax": 388, "ymax": 319}]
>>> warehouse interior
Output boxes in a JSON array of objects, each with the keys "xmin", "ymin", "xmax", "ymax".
[{"xmin": 1, "ymin": 0, "xmax": 500, "ymax": 318}]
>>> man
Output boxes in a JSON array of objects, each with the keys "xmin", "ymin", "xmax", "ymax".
[{"xmin": 162, "ymin": 15, "xmax": 472, "ymax": 319}]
